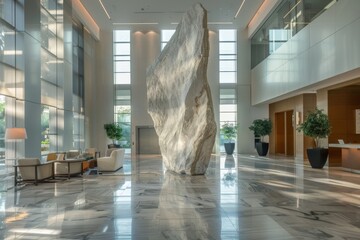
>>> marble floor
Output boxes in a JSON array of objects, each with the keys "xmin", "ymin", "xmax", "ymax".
[{"xmin": 1, "ymin": 154, "xmax": 360, "ymax": 239}]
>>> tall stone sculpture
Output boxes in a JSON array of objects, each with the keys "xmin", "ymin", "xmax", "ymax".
[{"xmin": 146, "ymin": 3, "xmax": 216, "ymax": 175}]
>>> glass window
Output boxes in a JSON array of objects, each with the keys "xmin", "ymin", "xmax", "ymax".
[
  {"xmin": 113, "ymin": 30, "xmax": 131, "ymax": 152},
  {"xmin": 114, "ymin": 61, "xmax": 130, "ymax": 73},
  {"xmin": 219, "ymin": 72, "xmax": 236, "ymax": 84},
  {"xmin": 41, "ymin": 48, "xmax": 57, "ymax": 84},
  {"xmin": 219, "ymin": 29, "xmax": 237, "ymax": 153},
  {"xmin": 219, "ymin": 29, "xmax": 236, "ymax": 42},
  {"xmin": 220, "ymin": 60, "xmax": 236, "ymax": 72},
  {"xmin": 0, "ymin": 95, "xmax": 5, "ymax": 161},
  {"xmin": 0, "ymin": 23, "xmax": 16, "ymax": 67},
  {"xmin": 41, "ymin": 106, "xmax": 49, "ymax": 152},
  {"xmin": 0, "ymin": 0, "xmax": 15, "ymax": 26},
  {"xmin": 115, "ymin": 73, "xmax": 131, "ymax": 85},
  {"xmin": 41, "ymin": 8, "xmax": 57, "ymax": 55},
  {"xmin": 161, "ymin": 29, "xmax": 175, "ymax": 50},
  {"xmin": 73, "ymin": 112, "xmax": 84, "ymax": 150},
  {"xmin": 0, "ymin": 62, "xmax": 16, "ymax": 97},
  {"xmin": 219, "ymin": 43, "xmax": 236, "ymax": 55},
  {"xmin": 115, "ymin": 43, "xmax": 130, "ymax": 55},
  {"xmin": 114, "ymin": 30, "xmax": 131, "ymax": 42}
]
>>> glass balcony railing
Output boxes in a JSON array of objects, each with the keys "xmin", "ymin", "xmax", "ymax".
[{"xmin": 251, "ymin": 0, "xmax": 337, "ymax": 68}]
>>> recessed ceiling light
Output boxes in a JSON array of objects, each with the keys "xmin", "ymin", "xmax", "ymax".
[
  {"xmin": 113, "ymin": 22, "xmax": 159, "ymax": 25},
  {"xmin": 208, "ymin": 22, "xmax": 233, "ymax": 25},
  {"xmin": 171, "ymin": 22, "xmax": 232, "ymax": 25}
]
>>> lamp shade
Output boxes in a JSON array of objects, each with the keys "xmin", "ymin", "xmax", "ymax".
[{"xmin": 5, "ymin": 128, "xmax": 28, "ymax": 140}]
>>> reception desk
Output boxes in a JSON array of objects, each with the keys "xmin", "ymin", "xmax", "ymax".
[{"xmin": 329, "ymin": 143, "xmax": 360, "ymax": 171}]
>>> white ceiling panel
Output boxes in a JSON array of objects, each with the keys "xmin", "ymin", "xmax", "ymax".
[{"xmin": 80, "ymin": 0, "xmax": 265, "ymax": 30}]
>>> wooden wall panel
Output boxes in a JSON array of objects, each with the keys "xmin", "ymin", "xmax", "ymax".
[
  {"xmin": 275, "ymin": 112, "xmax": 285, "ymax": 154},
  {"xmin": 286, "ymin": 110, "xmax": 294, "ymax": 156},
  {"xmin": 328, "ymin": 85, "xmax": 360, "ymax": 166}
]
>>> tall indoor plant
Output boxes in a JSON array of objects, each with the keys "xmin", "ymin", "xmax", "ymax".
[
  {"xmin": 249, "ymin": 119, "xmax": 272, "ymax": 156},
  {"xmin": 104, "ymin": 123, "xmax": 123, "ymax": 148},
  {"xmin": 296, "ymin": 108, "xmax": 331, "ymax": 168},
  {"xmin": 220, "ymin": 122, "xmax": 237, "ymax": 155}
]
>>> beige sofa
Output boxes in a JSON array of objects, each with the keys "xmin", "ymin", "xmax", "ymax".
[{"xmin": 16, "ymin": 158, "xmax": 54, "ymax": 185}]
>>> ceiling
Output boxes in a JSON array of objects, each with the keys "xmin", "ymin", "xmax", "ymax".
[{"xmin": 80, "ymin": 0, "xmax": 265, "ymax": 31}]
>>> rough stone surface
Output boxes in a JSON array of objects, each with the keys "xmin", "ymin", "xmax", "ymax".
[{"xmin": 146, "ymin": 3, "xmax": 216, "ymax": 175}]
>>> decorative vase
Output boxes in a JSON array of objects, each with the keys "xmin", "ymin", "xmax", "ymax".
[
  {"xmin": 255, "ymin": 142, "xmax": 269, "ymax": 156},
  {"xmin": 224, "ymin": 142, "xmax": 235, "ymax": 155},
  {"xmin": 306, "ymin": 148, "xmax": 328, "ymax": 169}
]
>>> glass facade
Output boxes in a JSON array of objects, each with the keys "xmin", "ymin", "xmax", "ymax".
[
  {"xmin": 72, "ymin": 23, "xmax": 85, "ymax": 150},
  {"xmin": 161, "ymin": 29, "xmax": 175, "ymax": 50},
  {"xmin": 0, "ymin": 0, "xmax": 24, "ymax": 176},
  {"xmin": 251, "ymin": 0, "xmax": 336, "ymax": 68},
  {"xmin": 0, "ymin": 0, "xmax": 87, "ymax": 179},
  {"xmin": 219, "ymin": 29, "xmax": 237, "ymax": 153},
  {"xmin": 113, "ymin": 30, "xmax": 131, "ymax": 150}
]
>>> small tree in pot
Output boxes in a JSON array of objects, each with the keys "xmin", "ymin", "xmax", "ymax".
[
  {"xmin": 104, "ymin": 123, "xmax": 123, "ymax": 148},
  {"xmin": 249, "ymin": 119, "xmax": 272, "ymax": 156},
  {"xmin": 296, "ymin": 108, "xmax": 331, "ymax": 168},
  {"xmin": 220, "ymin": 122, "xmax": 237, "ymax": 155}
]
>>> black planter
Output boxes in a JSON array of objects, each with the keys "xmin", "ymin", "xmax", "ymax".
[
  {"xmin": 255, "ymin": 142, "xmax": 269, "ymax": 156},
  {"xmin": 307, "ymin": 148, "xmax": 328, "ymax": 169},
  {"xmin": 224, "ymin": 142, "xmax": 235, "ymax": 155},
  {"xmin": 108, "ymin": 144, "xmax": 120, "ymax": 149}
]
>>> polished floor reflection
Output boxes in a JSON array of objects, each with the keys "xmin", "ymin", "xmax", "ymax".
[{"xmin": 1, "ymin": 154, "xmax": 360, "ymax": 239}]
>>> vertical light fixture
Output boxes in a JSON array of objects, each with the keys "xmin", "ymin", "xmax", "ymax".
[
  {"xmin": 234, "ymin": 0, "xmax": 246, "ymax": 19},
  {"xmin": 99, "ymin": 0, "xmax": 111, "ymax": 19}
]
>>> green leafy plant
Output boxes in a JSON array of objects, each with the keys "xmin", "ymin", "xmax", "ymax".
[
  {"xmin": 249, "ymin": 119, "xmax": 272, "ymax": 142},
  {"xmin": 104, "ymin": 123, "xmax": 123, "ymax": 143},
  {"xmin": 220, "ymin": 122, "xmax": 237, "ymax": 143},
  {"xmin": 296, "ymin": 108, "xmax": 331, "ymax": 148},
  {"xmin": 41, "ymin": 139, "xmax": 50, "ymax": 145}
]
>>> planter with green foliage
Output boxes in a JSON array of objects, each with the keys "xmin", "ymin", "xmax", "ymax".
[
  {"xmin": 296, "ymin": 108, "xmax": 331, "ymax": 168},
  {"xmin": 104, "ymin": 123, "xmax": 123, "ymax": 148},
  {"xmin": 220, "ymin": 122, "xmax": 237, "ymax": 155},
  {"xmin": 249, "ymin": 119, "xmax": 272, "ymax": 156}
]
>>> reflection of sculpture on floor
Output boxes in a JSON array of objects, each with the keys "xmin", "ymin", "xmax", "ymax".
[
  {"xmin": 156, "ymin": 172, "xmax": 220, "ymax": 239},
  {"xmin": 146, "ymin": 3, "xmax": 216, "ymax": 175}
]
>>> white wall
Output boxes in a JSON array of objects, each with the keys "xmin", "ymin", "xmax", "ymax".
[
  {"xmin": 131, "ymin": 30, "xmax": 161, "ymax": 153},
  {"xmin": 93, "ymin": 29, "xmax": 114, "ymax": 155},
  {"xmin": 237, "ymin": 29, "xmax": 268, "ymax": 154},
  {"xmin": 251, "ymin": 0, "xmax": 360, "ymax": 105},
  {"xmin": 208, "ymin": 30, "xmax": 220, "ymax": 153},
  {"xmin": 84, "ymin": 31, "xmax": 97, "ymax": 149}
]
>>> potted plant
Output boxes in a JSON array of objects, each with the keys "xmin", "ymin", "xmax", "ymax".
[
  {"xmin": 249, "ymin": 119, "xmax": 272, "ymax": 156},
  {"xmin": 104, "ymin": 123, "xmax": 123, "ymax": 148},
  {"xmin": 220, "ymin": 122, "xmax": 237, "ymax": 155},
  {"xmin": 296, "ymin": 108, "xmax": 331, "ymax": 169}
]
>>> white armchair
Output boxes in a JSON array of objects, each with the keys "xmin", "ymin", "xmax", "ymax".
[
  {"xmin": 97, "ymin": 149, "xmax": 124, "ymax": 172},
  {"xmin": 15, "ymin": 158, "xmax": 54, "ymax": 186}
]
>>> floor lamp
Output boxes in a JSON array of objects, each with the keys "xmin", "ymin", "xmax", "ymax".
[
  {"xmin": 5, "ymin": 127, "xmax": 28, "ymax": 163},
  {"xmin": 4, "ymin": 128, "xmax": 27, "ymax": 191}
]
